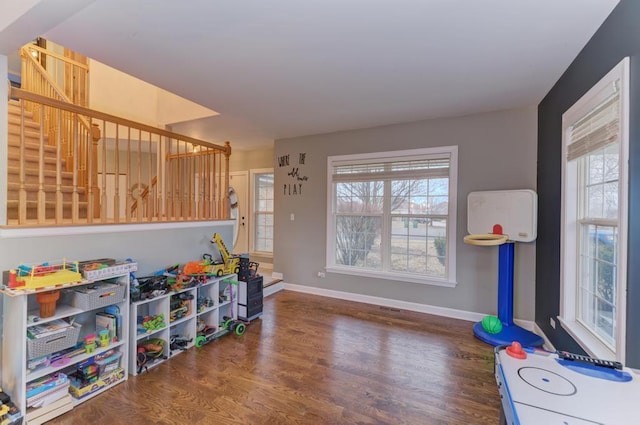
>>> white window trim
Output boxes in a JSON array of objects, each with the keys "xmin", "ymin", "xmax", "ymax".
[
  {"xmin": 326, "ymin": 146, "xmax": 458, "ymax": 287},
  {"xmin": 559, "ymin": 57, "xmax": 629, "ymax": 362},
  {"xmin": 249, "ymin": 168, "xmax": 274, "ymax": 258}
]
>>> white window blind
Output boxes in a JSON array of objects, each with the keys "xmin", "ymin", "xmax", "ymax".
[
  {"xmin": 567, "ymin": 89, "xmax": 620, "ymax": 161},
  {"xmin": 332, "ymin": 157, "xmax": 450, "ymax": 182}
]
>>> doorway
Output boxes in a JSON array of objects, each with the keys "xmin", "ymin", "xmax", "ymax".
[{"xmin": 229, "ymin": 172, "xmax": 249, "ymax": 254}]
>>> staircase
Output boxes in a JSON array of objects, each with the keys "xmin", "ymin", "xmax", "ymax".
[
  {"xmin": 7, "ymin": 100, "xmax": 87, "ymax": 223},
  {"xmin": 6, "ymin": 41, "xmax": 232, "ymax": 228}
]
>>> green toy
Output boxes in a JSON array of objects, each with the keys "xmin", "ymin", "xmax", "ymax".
[
  {"xmin": 142, "ymin": 313, "xmax": 166, "ymax": 332},
  {"xmin": 481, "ymin": 315, "xmax": 502, "ymax": 334}
]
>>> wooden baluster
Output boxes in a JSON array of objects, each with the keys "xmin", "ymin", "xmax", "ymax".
[
  {"xmin": 55, "ymin": 110, "xmax": 63, "ymax": 222},
  {"xmin": 90, "ymin": 123, "xmax": 100, "ymax": 222},
  {"xmin": 18, "ymin": 102, "xmax": 27, "ymax": 224},
  {"xmin": 177, "ymin": 140, "xmax": 182, "ymax": 220},
  {"xmin": 166, "ymin": 137, "xmax": 172, "ymax": 221},
  {"xmin": 72, "ymin": 113, "xmax": 79, "ymax": 223},
  {"xmin": 216, "ymin": 150, "xmax": 221, "ymax": 219},
  {"xmin": 113, "ymin": 124, "xmax": 120, "ymax": 223},
  {"xmin": 147, "ymin": 132, "xmax": 152, "ymax": 222},
  {"xmin": 136, "ymin": 130, "xmax": 144, "ymax": 221},
  {"xmin": 186, "ymin": 143, "xmax": 191, "ymax": 219},
  {"xmin": 197, "ymin": 150, "xmax": 202, "ymax": 219},
  {"xmin": 126, "ymin": 127, "xmax": 131, "ymax": 222},
  {"xmin": 37, "ymin": 104, "xmax": 46, "ymax": 223},
  {"xmin": 101, "ymin": 120, "xmax": 107, "ymax": 223}
]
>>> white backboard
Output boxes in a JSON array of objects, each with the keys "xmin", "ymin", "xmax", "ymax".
[{"xmin": 467, "ymin": 190, "xmax": 537, "ymax": 242}]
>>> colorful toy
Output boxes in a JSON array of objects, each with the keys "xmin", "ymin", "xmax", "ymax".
[
  {"xmin": 98, "ymin": 329, "xmax": 110, "ymax": 347},
  {"xmin": 84, "ymin": 334, "xmax": 97, "ymax": 354},
  {"xmin": 197, "ymin": 296, "xmax": 214, "ymax": 313},
  {"xmin": 136, "ymin": 338, "xmax": 167, "ymax": 374},
  {"xmin": 195, "ymin": 280, "xmax": 245, "ymax": 347},
  {"xmin": 8, "ymin": 269, "xmax": 18, "ymax": 288},
  {"xmin": 198, "ymin": 233, "xmax": 242, "ymax": 277},
  {"xmin": 12, "ymin": 259, "xmax": 82, "ymax": 290},
  {"xmin": 138, "ymin": 314, "xmax": 166, "ymax": 334},
  {"xmin": 481, "ymin": 315, "xmax": 503, "ymax": 334},
  {"xmin": 194, "ymin": 316, "xmax": 246, "ymax": 348},
  {"xmin": 35, "ymin": 290, "xmax": 60, "ymax": 318},
  {"xmin": 169, "ymin": 335, "xmax": 192, "ymax": 352},
  {"xmin": 27, "ymin": 355, "xmax": 51, "ymax": 374},
  {"xmin": 465, "ymin": 190, "xmax": 544, "ymax": 347},
  {"xmin": 170, "ymin": 293, "xmax": 193, "ymax": 322}
]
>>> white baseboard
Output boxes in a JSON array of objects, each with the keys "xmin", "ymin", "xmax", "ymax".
[
  {"xmin": 264, "ymin": 282, "xmax": 285, "ymax": 298},
  {"xmin": 283, "ymin": 283, "xmax": 537, "ymax": 331}
]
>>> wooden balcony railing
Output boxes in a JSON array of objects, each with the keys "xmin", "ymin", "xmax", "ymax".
[
  {"xmin": 20, "ymin": 44, "xmax": 94, "ymax": 187},
  {"xmin": 7, "ymin": 87, "xmax": 231, "ymax": 227}
]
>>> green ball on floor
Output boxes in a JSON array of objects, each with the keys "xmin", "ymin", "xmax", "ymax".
[{"xmin": 482, "ymin": 315, "xmax": 502, "ymax": 334}]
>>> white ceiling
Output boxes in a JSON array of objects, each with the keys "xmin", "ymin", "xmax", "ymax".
[{"xmin": 3, "ymin": 0, "xmax": 620, "ymax": 150}]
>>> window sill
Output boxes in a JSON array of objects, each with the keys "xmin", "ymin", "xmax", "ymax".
[
  {"xmin": 249, "ymin": 251, "xmax": 273, "ymax": 259},
  {"xmin": 557, "ymin": 316, "xmax": 616, "ymax": 360},
  {"xmin": 325, "ymin": 266, "xmax": 457, "ymax": 288}
]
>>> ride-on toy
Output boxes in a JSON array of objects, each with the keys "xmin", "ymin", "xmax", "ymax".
[{"xmin": 194, "ymin": 316, "xmax": 245, "ymax": 348}]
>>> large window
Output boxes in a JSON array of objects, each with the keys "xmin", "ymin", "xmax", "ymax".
[
  {"xmin": 251, "ymin": 169, "xmax": 274, "ymax": 254},
  {"xmin": 560, "ymin": 58, "xmax": 629, "ymax": 362},
  {"xmin": 326, "ymin": 147, "xmax": 457, "ymax": 286}
]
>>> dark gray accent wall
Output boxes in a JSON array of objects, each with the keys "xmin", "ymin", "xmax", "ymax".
[{"xmin": 537, "ymin": 0, "xmax": 640, "ymax": 365}]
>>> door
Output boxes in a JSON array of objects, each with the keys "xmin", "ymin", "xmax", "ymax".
[{"xmin": 229, "ymin": 172, "xmax": 249, "ymax": 254}]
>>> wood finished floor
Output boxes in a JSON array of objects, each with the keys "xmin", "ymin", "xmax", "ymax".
[{"xmin": 50, "ymin": 291, "xmax": 501, "ymax": 425}]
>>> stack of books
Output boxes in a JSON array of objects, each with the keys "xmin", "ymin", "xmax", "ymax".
[
  {"xmin": 26, "ymin": 373, "xmax": 70, "ymax": 408},
  {"xmin": 27, "ymin": 319, "xmax": 72, "ymax": 340}
]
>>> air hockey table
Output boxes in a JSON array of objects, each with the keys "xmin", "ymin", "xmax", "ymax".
[{"xmin": 495, "ymin": 342, "xmax": 640, "ymax": 424}]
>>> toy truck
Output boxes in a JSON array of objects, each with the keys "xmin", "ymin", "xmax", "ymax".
[{"xmin": 201, "ymin": 233, "xmax": 242, "ymax": 277}]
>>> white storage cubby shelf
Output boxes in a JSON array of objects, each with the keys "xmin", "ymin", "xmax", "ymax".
[
  {"xmin": 129, "ymin": 274, "xmax": 237, "ymax": 376},
  {"xmin": 1, "ymin": 269, "xmax": 132, "ymax": 422}
]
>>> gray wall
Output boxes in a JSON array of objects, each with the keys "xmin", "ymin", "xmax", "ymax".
[
  {"xmin": 229, "ymin": 148, "xmax": 274, "ymax": 173},
  {"xmin": 0, "ymin": 223, "xmax": 234, "ymax": 277},
  {"xmin": 274, "ymin": 106, "xmax": 538, "ymax": 320},
  {"xmin": 536, "ymin": 0, "xmax": 640, "ymax": 366}
]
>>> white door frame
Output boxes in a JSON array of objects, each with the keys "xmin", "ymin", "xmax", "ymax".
[{"xmin": 229, "ymin": 171, "xmax": 249, "ymax": 253}]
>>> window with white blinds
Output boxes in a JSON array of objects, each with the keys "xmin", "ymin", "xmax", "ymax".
[
  {"xmin": 560, "ymin": 57, "xmax": 629, "ymax": 363},
  {"xmin": 326, "ymin": 146, "xmax": 458, "ymax": 287},
  {"xmin": 567, "ymin": 91, "xmax": 619, "ymax": 161}
]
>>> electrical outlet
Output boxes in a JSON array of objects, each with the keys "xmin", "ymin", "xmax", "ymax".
[
  {"xmin": 550, "ymin": 317, "xmax": 556, "ymax": 329},
  {"xmin": 317, "ymin": 271, "xmax": 325, "ymax": 278}
]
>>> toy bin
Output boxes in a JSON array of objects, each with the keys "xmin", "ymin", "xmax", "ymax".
[
  {"xmin": 96, "ymin": 350, "xmax": 122, "ymax": 375},
  {"xmin": 69, "ymin": 368, "xmax": 125, "ymax": 399},
  {"xmin": 69, "ymin": 282, "xmax": 126, "ymax": 310},
  {"xmin": 27, "ymin": 323, "xmax": 81, "ymax": 360}
]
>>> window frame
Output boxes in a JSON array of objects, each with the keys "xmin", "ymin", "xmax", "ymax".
[
  {"xmin": 249, "ymin": 168, "xmax": 274, "ymax": 257},
  {"xmin": 326, "ymin": 146, "xmax": 458, "ymax": 287},
  {"xmin": 559, "ymin": 57, "xmax": 629, "ymax": 362}
]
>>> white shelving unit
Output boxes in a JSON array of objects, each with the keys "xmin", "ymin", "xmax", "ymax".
[
  {"xmin": 129, "ymin": 274, "xmax": 237, "ymax": 376},
  {"xmin": 1, "ymin": 271, "xmax": 131, "ymax": 423}
]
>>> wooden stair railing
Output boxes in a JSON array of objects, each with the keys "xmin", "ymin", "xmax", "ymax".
[
  {"xmin": 130, "ymin": 175, "xmax": 157, "ymax": 218},
  {"xmin": 7, "ymin": 87, "xmax": 231, "ymax": 227},
  {"xmin": 20, "ymin": 44, "xmax": 96, "ymax": 197}
]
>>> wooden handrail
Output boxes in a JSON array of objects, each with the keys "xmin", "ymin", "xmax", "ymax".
[
  {"xmin": 7, "ymin": 87, "xmax": 231, "ymax": 226},
  {"xmin": 10, "ymin": 87, "xmax": 230, "ymax": 153},
  {"xmin": 24, "ymin": 44, "xmax": 89, "ymax": 70}
]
